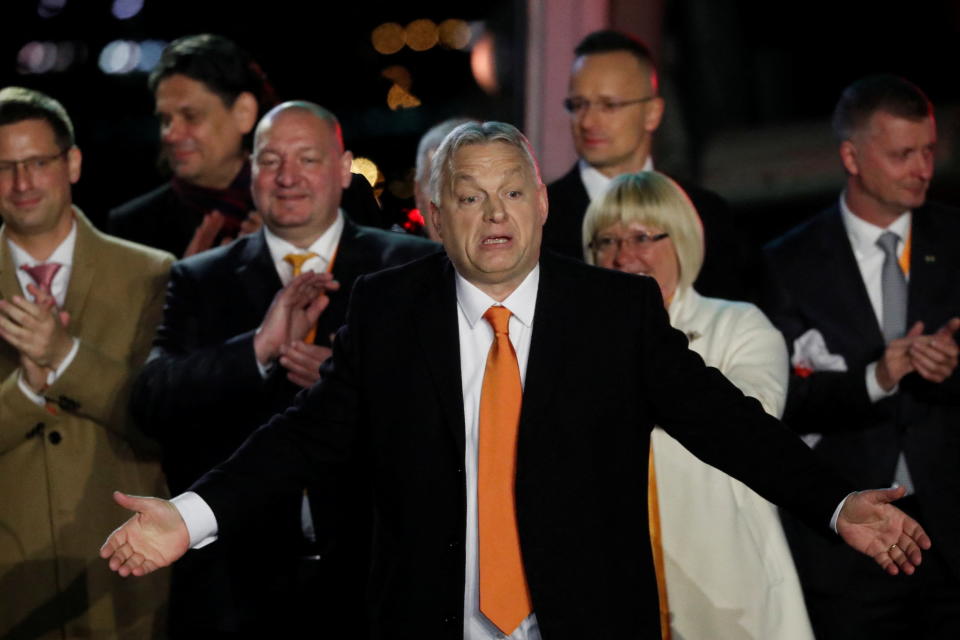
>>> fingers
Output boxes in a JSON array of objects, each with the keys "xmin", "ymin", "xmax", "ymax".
[
  {"xmin": 280, "ymin": 342, "xmax": 330, "ymax": 388},
  {"xmin": 905, "ymin": 321, "xmax": 925, "ymax": 338},
  {"xmin": 239, "ymin": 211, "xmax": 263, "ymax": 236},
  {"xmin": 909, "ymin": 333, "xmax": 959, "ymax": 382},
  {"xmin": 935, "ymin": 317, "xmax": 960, "ymax": 338},
  {"xmin": 183, "ymin": 211, "xmax": 226, "ymax": 257}
]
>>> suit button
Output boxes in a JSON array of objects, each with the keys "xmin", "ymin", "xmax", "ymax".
[
  {"xmin": 48, "ymin": 430, "xmax": 62, "ymax": 445},
  {"xmin": 456, "ymin": 467, "xmax": 464, "ymax": 474},
  {"xmin": 447, "ymin": 539, "xmax": 460, "ymax": 549}
]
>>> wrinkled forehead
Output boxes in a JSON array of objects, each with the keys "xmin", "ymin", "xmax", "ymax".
[{"xmin": 448, "ymin": 142, "xmax": 535, "ymax": 183}]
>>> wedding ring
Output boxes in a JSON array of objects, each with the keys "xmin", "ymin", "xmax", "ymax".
[{"xmin": 888, "ymin": 543, "xmax": 899, "ymax": 553}]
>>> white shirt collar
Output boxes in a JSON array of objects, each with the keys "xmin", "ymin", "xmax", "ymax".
[
  {"xmin": 578, "ymin": 156, "xmax": 655, "ymax": 202},
  {"xmin": 6, "ymin": 216, "xmax": 77, "ymax": 269},
  {"xmin": 455, "ymin": 264, "xmax": 539, "ymax": 330},
  {"xmin": 262, "ymin": 209, "xmax": 345, "ymax": 280},
  {"xmin": 839, "ymin": 192, "xmax": 911, "ymax": 257}
]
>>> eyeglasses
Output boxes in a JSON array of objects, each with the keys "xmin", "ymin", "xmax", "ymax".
[
  {"xmin": 590, "ymin": 232, "xmax": 669, "ymax": 254},
  {"xmin": 563, "ymin": 95, "xmax": 657, "ymax": 115},
  {"xmin": 0, "ymin": 150, "xmax": 68, "ymax": 179}
]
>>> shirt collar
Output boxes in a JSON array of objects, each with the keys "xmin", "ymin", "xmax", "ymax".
[
  {"xmin": 455, "ymin": 264, "xmax": 539, "ymax": 330},
  {"xmin": 262, "ymin": 209, "xmax": 345, "ymax": 265},
  {"xmin": 839, "ymin": 192, "xmax": 911, "ymax": 255},
  {"xmin": 578, "ymin": 156, "xmax": 654, "ymax": 202},
  {"xmin": 6, "ymin": 215, "xmax": 77, "ymax": 269}
]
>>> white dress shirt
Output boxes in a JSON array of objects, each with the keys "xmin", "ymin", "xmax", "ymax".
[
  {"xmin": 6, "ymin": 218, "xmax": 81, "ymax": 404},
  {"xmin": 578, "ymin": 156, "xmax": 654, "ymax": 202},
  {"xmin": 262, "ymin": 209, "xmax": 345, "ymax": 285},
  {"xmin": 456, "ymin": 266, "xmax": 540, "ymax": 640},
  {"xmin": 838, "ymin": 193, "xmax": 911, "ymax": 402}
]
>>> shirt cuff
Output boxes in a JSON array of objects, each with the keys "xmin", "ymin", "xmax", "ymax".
[
  {"xmin": 171, "ymin": 491, "xmax": 219, "ymax": 549},
  {"xmin": 16, "ymin": 338, "xmax": 80, "ymax": 406},
  {"xmin": 17, "ymin": 372, "xmax": 46, "ymax": 406},
  {"xmin": 866, "ymin": 361, "xmax": 897, "ymax": 402},
  {"xmin": 830, "ymin": 492, "xmax": 853, "ymax": 533}
]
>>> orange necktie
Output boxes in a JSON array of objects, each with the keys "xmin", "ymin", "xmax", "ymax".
[
  {"xmin": 648, "ymin": 444, "xmax": 671, "ymax": 639},
  {"xmin": 283, "ymin": 252, "xmax": 319, "ymax": 344},
  {"xmin": 478, "ymin": 306, "xmax": 531, "ymax": 634}
]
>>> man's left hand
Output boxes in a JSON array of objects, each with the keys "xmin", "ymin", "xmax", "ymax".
[
  {"xmin": 279, "ymin": 341, "xmax": 332, "ymax": 388},
  {"xmin": 837, "ymin": 486, "xmax": 931, "ymax": 575},
  {"xmin": 0, "ymin": 289, "xmax": 73, "ymax": 369}
]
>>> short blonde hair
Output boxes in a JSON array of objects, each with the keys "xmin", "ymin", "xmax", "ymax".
[{"xmin": 582, "ymin": 171, "xmax": 704, "ymax": 293}]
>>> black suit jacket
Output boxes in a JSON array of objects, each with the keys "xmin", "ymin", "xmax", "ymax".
[
  {"xmin": 131, "ymin": 220, "xmax": 437, "ymax": 632},
  {"xmin": 762, "ymin": 202, "xmax": 960, "ymax": 591},
  {"xmin": 544, "ymin": 163, "xmax": 756, "ymax": 301},
  {"xmin": 192, "ymin": 250, "xmax": 852, "ymax": 639}
]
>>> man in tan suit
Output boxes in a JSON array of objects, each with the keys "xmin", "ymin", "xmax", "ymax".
[{"xmin": 0, "ymin": 87, "xmax": 173, "ymax": 638}]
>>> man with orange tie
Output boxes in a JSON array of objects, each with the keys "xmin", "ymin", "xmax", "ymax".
[
  {"xmin": 128, "ymin": 100, "xmax": 435, "ymax": 636},
  {"xmin": 0, "ymin": 87, "xmax": 172, "ymax": 637},
  {"xmin": 106, "ymin": 121, "xmax": 930, "ymax": 640}
]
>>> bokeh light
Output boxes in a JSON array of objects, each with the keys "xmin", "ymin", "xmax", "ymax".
[
  {"xmin": 387, "ymin": 84, "xmax": 421, "ymax": 110},
  {"xmin": 137, "ymin": 39, "xmax": 166, "ymax": 71},
  {"xmin": 351, "ymin": 157, "xmax": 379, "ymax": 188},
  {"xmin": 17, "ymin": 42, "xmax": 57, "ymax": 74},
  {"xmin": 99, "ymin": 40, "xmax": 141, "ymax": 74},
  {"xmin": 438, "ymin": 19, "xmax": 471, "ymax": 50},
  {"xmin": 112, "ymin": 0, "xmax": 144, "ymax": 20},
  {"xmin": 470, "ymin": 32, "xmax": 498, "ymax": 94},
  {"xmin": 381, "ymin": 65, "xmax": 412, "ymax": 90},
  {"xmin": 405, "ymin": 19, "xmax": 438, "ymax": 52},
  {"xmin": 37, "ymin": 0, "xmax": 67, "ymax": 18},
  {"xmin": 372, "ymin": 22, "xmax": 405, "ymax": 55}
]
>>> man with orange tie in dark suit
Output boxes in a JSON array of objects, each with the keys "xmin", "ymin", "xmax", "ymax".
[
  {"xmin": 129, "ymin": 100, "xmax": 436, "ymax": 636},
  {"xmin": 106, "ymin": 121, "xmax": 930, "ymax": 640},
  {"xmin": 763, "ymin": 75, "xmax": 960, "ymax": 639},
  {"xmin": 0, "ymin": 87, "xmax": 172, "ymax": 638}
]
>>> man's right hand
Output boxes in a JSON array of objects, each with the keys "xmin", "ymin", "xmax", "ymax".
[
  {"xmin": 253, "ymin": 272, "xmax": 339, "ymax": 366},
  {"xmin": 100, "ymin": 491, "xmax": 190, "ymax": 577}
]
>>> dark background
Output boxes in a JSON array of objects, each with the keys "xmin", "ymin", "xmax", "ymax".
[{"xmin": 2, "ymin": 0, "xmax": 959, "ymax": 243}]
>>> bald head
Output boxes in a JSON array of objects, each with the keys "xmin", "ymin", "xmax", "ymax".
[
  {"xmin": 251, "ymin": 101, "xmax": 353, "ymax": 247},
  {"xmin": 255, "ymin": 101, "xmax": 344, "ymax": 156}
]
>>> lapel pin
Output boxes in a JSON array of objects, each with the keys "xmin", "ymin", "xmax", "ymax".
[{"xmin": 686, "ymin": 330, "xmax": 701, "ymax": 343}]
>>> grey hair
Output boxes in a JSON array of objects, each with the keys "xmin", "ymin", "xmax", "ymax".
[
  {"xmin": 415, "ymin": 117, "xmax": 475, "ymax": 185},
  {"xmin": 429, "ymin": 121, "xmax": 542, "ymax": 205},
  {"xmin": 254, "ymin": 100, "xmax": 343, "ymax": 152}
]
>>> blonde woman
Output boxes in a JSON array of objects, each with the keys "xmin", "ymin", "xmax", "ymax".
[{"xmin": 583, "ymin": 171, "xmax": 813, "ymax": 640}]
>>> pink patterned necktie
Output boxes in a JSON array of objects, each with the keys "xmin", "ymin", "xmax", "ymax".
[{"xmin": 20, "ymin": 262, "xmax": 62, "ymax": 296}]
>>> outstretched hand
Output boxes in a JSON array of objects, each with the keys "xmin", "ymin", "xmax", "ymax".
[
  {"xmin": 99, "ymin": 491, "xmax": 190, "ymax": 577},
  {"xmin": 837, "ymin": 486, "xmax": 931, "ymax": 575}
]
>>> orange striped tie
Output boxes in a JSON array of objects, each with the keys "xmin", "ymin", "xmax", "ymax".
[
  {"xmin": 283, "ymin": 252, "xmax": 319, "ymax": 344},
  {"xmin": 478, "ymin": 305, "xmax": 531, "ymax": 634}
]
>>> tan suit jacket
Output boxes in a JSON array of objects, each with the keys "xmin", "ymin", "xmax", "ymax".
[{"xmin": 0, "ymin": 209, "xmax": 173, "ymax": 639}]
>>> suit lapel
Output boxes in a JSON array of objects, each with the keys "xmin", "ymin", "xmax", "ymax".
[
  {"xmin": 413, "ymin": 257, "xmax": 466, "ymax": 456},
  {"xmin": 234, "ymin": 230, "xmax": 283, "ymax": 321},
  {"xmin": 0, "ymin": 230, "xmax": 21, "ymax": 302},
  {"xmin": 62, "ymin": 209, "xmax": 99, "ymax": 332},
  {"xmin": 322, "ymin": 219, "xmax": 363, "ymax": 344},
  {"xmin": 817, "ymin": 207, "xmax": 885, "ymax": 348},
  {"xmin": 518, "ymin": 256, "xmax": 566, "ymax": 445}
]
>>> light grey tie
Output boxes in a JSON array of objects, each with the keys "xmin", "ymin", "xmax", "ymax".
[
  {"xmin": 876, "ymin": 230, "xmax": 914, "ymax": 494},
  {"xmin": 877, "ymin": 231, "xmax": 907, "ymax": 343}
]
